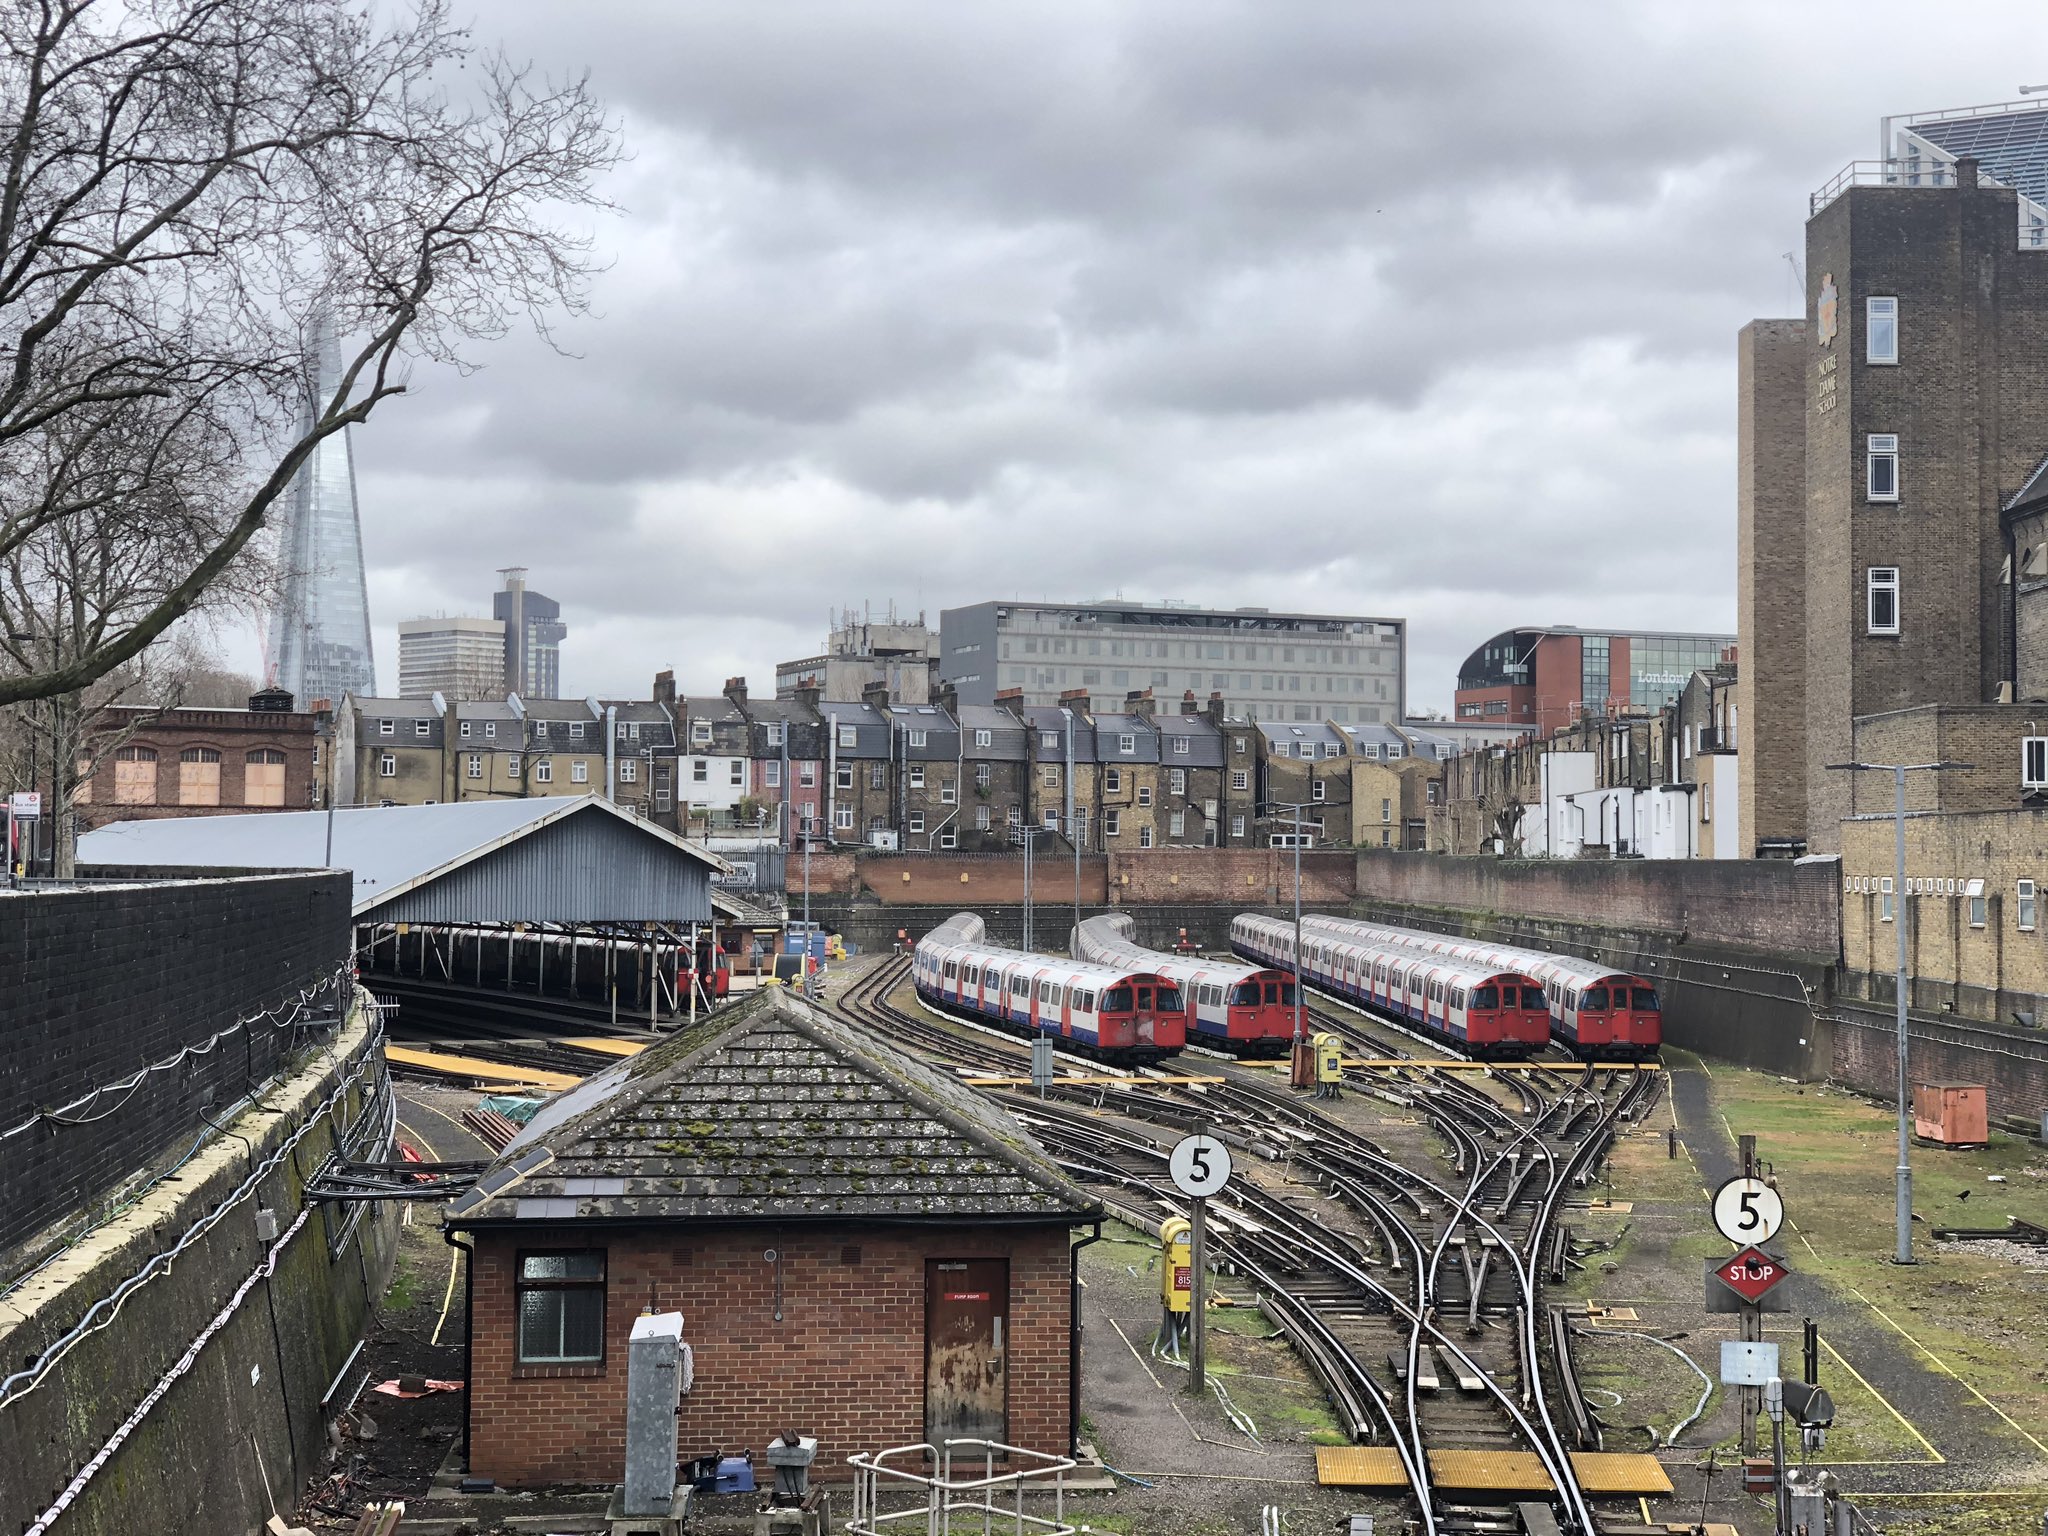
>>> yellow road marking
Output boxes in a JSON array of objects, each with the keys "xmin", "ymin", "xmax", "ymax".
[
  {"xmin": 398, "ymin": 1113, "xmax": 464, "ymax": 1349},
  {"xmin": 1848, "ymin": 1285, "xmax": 2048, "ymax": 1458},
  {"xmin": 431, "ymin": 1239, "xmax": 464, "ymax": 1347},
  {"xmin": 1818, "ymin": 1336, "xmax": 1944, "ymax": 1463}
]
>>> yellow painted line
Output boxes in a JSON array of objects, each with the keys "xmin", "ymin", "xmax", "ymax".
[
  {"xmin": 1847, "ymin": 1285, "xmax": 2048, "ymax": 1457},
  {"xmin": 430, "ymin": 1239, "xmax": 464, "ymax": 1347},
  {"xmin": 386, "ymin": 1045, "xmax": 581, "ymax": 1092},
  {"xmin": 1818, "ymin": 1336, "xmax": 1945, "ymax": 1463},
  {"xmin": 559, "ymin": 1037, "xmax": 648, "ymax": 1058},
  {"xmin": 1847, "ymin": 1490, "xmax": 2048, "ymax": 1500},
  {"xmin": 395, "ymin": 1118, "xmax": 440, "ymax": 1161}
]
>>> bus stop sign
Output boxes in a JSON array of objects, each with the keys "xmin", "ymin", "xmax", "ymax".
[{"xmin": 1712, "ymin": 1245, "xmax": 1790, "ymax": 1305}]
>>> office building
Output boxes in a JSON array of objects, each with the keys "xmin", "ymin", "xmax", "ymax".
[
  {"xmin": 1454, "ymin": 627, "xmax": 1733, "ymax": 739},
  {"xmin": 397, "ymin": 615, "xmax": 507, "ymax": 699},
  {"xmin": 264, "ymin": 309, "xmax": 377, "ymax": 705},
  {"xmin": 494, "ymin": 568, "xmax": 567, "ymax": 697},
  {"xmin": 940, "ymin": 599, "xmax": 1404, "ymax": 724}
]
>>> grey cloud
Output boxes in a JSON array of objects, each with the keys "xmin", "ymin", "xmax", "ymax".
[{"xmin": 300, "ymin": 1, "xmax": 2041, "ymax": 713}]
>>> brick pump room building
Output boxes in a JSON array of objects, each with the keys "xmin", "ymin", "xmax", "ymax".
[{"xmin": 444, "ymin": 989, "xmax": 1103, "ymax": 1485}]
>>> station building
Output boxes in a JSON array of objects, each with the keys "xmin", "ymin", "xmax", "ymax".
[{"xmin": 445, "ymin": 989, "xmax": 1101, "ymax": 1486}]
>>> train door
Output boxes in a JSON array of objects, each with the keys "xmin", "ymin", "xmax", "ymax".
[{"xmin": 926, "ymin": 1259, "xmax": 1008, "ymax": 1448}]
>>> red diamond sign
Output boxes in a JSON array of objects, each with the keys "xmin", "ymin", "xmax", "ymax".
[{"xmin": 1713, "ymin": 1245, "xmax": 1790, "ymax": 1304}]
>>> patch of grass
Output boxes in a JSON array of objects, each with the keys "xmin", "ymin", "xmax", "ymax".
[
  {"xmin": 384, "ymin": 1249, "xmax": 417, "ymax": 1312},
  {"xmin": 1852, "ymin": 1498, "xmax": 2048, "ymax": 1536},
  {"xmin": 1701, "ymin": 1057, "xmax": 2048, "ymax": 1442}
]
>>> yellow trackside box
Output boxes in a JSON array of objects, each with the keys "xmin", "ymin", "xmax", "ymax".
[
  {"xmin": 1313, "ymin": 1031, "xmax": 1344, "ymax": 1083},
  {"xmin": 1160, "ymin": 1217, "xmax": 1193, "ymax": 1313}
]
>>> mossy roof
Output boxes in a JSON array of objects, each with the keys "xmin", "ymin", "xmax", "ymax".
[{"xmin": 445, "ymin": 988, "xmax": 1099, "ymax": 1227}]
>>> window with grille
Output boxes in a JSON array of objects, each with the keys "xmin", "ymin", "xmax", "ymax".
[
  {"xmin": 517, "ymin": 1252, "xmax": 605, "ymax": 1363},
  {"xmin": 2024, "ymin": 736, "xmax": 2048, "ymax": 788},
  {"xmin": 1867, "ymin": 296, "xmax": 1898, "ymax": 364},
  {"xmin": 1867, "ymin": 434, "xmax": 1899, "ymax": 501},
  {"xmin": 1867, "ymin": 567, "xmax": 1900, "ymax": 634}
]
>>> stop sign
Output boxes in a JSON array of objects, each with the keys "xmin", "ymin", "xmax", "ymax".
[{"xmin": 1713, "ymin": 1245, "xmax": 1790, "ymax": 1304}]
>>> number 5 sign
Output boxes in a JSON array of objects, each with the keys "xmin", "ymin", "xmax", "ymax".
[
  {"xmin": 1169, "ymin": 1134, "xmax": 1232, "ymax": 1198},
  {"xmin": 1712, "ymin": 1176, "xmax": 1785, "ymax": 1246}
]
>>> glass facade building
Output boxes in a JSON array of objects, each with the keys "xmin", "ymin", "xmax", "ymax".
[
  {"xmin": 265, "ymin": 310, "xmax": 377, "ymax": 705},
  {"xmin": 1455, "ymin": 626, "xmax": 1733, "ymax": 738}
]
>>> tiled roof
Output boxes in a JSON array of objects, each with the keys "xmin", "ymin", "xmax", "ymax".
[{"xmin": 445, "ymin": 989, "xmax": 1099, "ymax": 1227}]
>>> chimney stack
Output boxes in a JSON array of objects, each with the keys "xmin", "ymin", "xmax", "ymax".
[
  {"xmin": 994, "ymin": 687, "xmax": 1026, "ymax": 722},
  {"xmin": 861, "ymin": 679, "xmax": 892, "ymax": 709},
  {"xmin": 723, "ymin": 676, "xmax": 748, "ymax": 709},
  {"xmin": 652, "ymin": 670, "xmax": 677, "ymax": 709},
  {"xmin": 1126, "ymin": 688, "xmax": 1156, "ymax": 722},
  {"xmin": 1207, "ymin": 691, "xmax": 1225, "ymax": 727}
]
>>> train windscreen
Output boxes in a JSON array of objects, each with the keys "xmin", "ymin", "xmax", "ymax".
[
  {"xmin": 1472, "ymin": 985, "xmax": 1498, "ymax": 1010},
  {"xmin": 1582, "ymin": 987, "xmax": 1609, "ymax": 1010},
  {"xmin": 1101, "ymin": 986, "xmax": 1131, "ymax": 1011},
  {"xmin": 1632, "ymin": 987, "xmax": 1659, "ymax": 1010},
  {"xmin": 1230, "ymin": 981, "xmax": 1261, "ymax": 1006},
  {"xmin": 1523, "ymin": 987, "xmax": 1545, "ymax": 1010},
  {"xmin": 1155, "ymin": 986, "xmax": 1184, "ymax": 1011}
]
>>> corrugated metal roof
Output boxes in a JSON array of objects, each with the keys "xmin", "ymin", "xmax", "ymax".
[{"xmin": 77, "ymin": 796, "xmax": 739, "ymax": 923}]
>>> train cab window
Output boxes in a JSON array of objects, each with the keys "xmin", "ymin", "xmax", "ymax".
[
  {"xmin": 1230, "ymin": 981, "xmax": 1260, "ymax": 1006},
  {"xmin": 1524, "ymin": 988, "xmax": 1545, "ymax": 1010},
  {"xmin": 1582, "ymin": 987, "xmax": 1609, "ymax": 1012},
  {"xmin": 1278, "ymin": 981, "xmax": 1295, "ymax": 1006},
  {"xmin": 1156, "ymin": 985, "xmax": 1184, "ymax": 1012},
  {"xmin": 1631, "ymin": 987, "xmax": 1658, "ymax": 1010},
  {"xmin": 1101, "ymin": 986, "xmax": 1132, "ymax": 1011},
  {"xmin": 1470, "ymin": 986, "xmax": 1494, "ymax": 1009}
]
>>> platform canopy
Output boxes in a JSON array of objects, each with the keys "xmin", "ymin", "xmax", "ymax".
[{"xmin": 78, "ymin": 795, "xmax": 742, "ymax": 928}]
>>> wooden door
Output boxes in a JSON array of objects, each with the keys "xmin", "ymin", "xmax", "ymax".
[{"xmin": 926, "ymin": 1259, "xmax": 1008, "ymax": 1449}]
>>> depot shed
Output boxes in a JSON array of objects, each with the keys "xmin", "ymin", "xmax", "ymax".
[
  {"xmin": 78, "ymin": 796, "xmax": 743, "ymax": 1020},
  {"xmin": 444, "ymin": 988, "xmax": 1102, "ymax": 1486}
]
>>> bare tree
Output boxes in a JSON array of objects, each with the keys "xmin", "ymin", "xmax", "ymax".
[{"xmin": 0, "ymin": 0, "xmax": 617, "ymax": 707}]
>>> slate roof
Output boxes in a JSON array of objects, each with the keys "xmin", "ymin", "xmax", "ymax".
[{"xmin": 445, "ymin": 989, "xmax": 1101, "ymax": 1227}]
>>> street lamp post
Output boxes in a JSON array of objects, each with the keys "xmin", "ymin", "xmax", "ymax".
[
  {"xmin": 1013, "ymin": 824, "xmax": 1036, "ymax": 951},
  {"xmin": 1260, "ymin": 799, "xmax": 1315, "ymax": 1089},
  {"xmin": 1825, "ymin": 758, "xmax": 1971, "ymax": 1264}
]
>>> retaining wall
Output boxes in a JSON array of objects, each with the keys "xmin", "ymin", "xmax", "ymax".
[
  {"xmin": 0, "ymin": 996, "xmax": 395, "ymax": 1536},
  {"xmin": 1, "ymin": 872, "xmax": 351, "ymax": 1263}
]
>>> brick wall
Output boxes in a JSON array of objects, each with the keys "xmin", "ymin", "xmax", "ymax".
[
  {"xmin": 1110, "ymin": 847, "xmax": 1355, "ymax": 907},
  {"xmin": 1737, "ymin": 318, "xmax": 1810, "ymax": 850},
  {"xmin": 0, "ymin": 872, "xmax": 351, "ymax": 1264},
  {"xmin": 466, "ymin": 1223, "xmax": 1076, "ymax": 1486},
  {"xmin": 1850, "ymin": 704, "xmax": 2041, "ymax": 816},
  {"xmin": 1801, "ymin": 176, "xmax": 2048, "ymax": 853},
  {"xmin": 1828, "ymin": 1001, "xmax": 2048, "ymax": 1126},
  {"xmin": 1351, "ymin": 848, "xmax": 1840, "ymax": 960}
]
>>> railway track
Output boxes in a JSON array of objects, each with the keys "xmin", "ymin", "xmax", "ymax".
[{"xmin": 830, "ymin": 952, "xmax": 1659, "ymax": 1536}]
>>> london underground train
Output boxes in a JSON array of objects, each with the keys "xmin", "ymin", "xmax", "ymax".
[
  {"xmin": 914, "ymin": 913, "xmax": 1188, "ymax": 1064},
  {"xmin": 1230, "ymin": 913, "xmax": 1551, "ymax": 1059},
  {"xmin": 1293, "ymin": 914, "xmax": 1661, "ymax": 1060},
  {"xmin": 1071, "ymin": 913, "xmax": 1297, "ymax": 1057}
]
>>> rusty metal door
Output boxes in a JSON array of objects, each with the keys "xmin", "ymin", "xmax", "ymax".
[{"xmin": 926, "ymin": 1259, "xmax": 1008, "ymax": 1447}]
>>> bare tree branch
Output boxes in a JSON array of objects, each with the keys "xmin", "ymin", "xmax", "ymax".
[{"xmin": 0, "ymin": 0, "xmax": 619, "ymax": 707}]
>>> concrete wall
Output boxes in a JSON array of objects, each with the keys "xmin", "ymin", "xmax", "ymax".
[
  {"xmin": 0, "ymin": 997, "xmax": 395, "ymax": 1536},
  {"xmin": 1, "ymin": 872, "xmax": 350, "ymax": 1262}
]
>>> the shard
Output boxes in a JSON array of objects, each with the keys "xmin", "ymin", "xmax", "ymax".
[{"xmin": 265, "ymin": 310, "xmax": 377, "ymax": 705}]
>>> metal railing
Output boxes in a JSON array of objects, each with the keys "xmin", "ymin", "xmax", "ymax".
[
  {"xmin": 1810, "ymin": 157, "xmax": 2048, "ymax": 249},
  {"xmin": 846, "ymin": 1440, "xmax": 1078, "ymax": 1536}
]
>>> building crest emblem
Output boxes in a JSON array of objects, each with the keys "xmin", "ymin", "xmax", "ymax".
[{"xmin": 1817, "ymin": 272, "xmax": 1838, "ymax": 346}]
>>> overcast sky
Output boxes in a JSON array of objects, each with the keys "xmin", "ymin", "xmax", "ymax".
[{"xmin": 249, "ymin": 2, "xmax": 2048, "ymax": 713}]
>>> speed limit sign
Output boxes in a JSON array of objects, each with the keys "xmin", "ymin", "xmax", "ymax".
[
  {"xmin": 1169, "ymin": 1134, "xmax": 1232, "ymax": 1198},
  {"xmin": 1712, "ymin": 1176, "xmax": 1785, "ymax": 1246}
]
